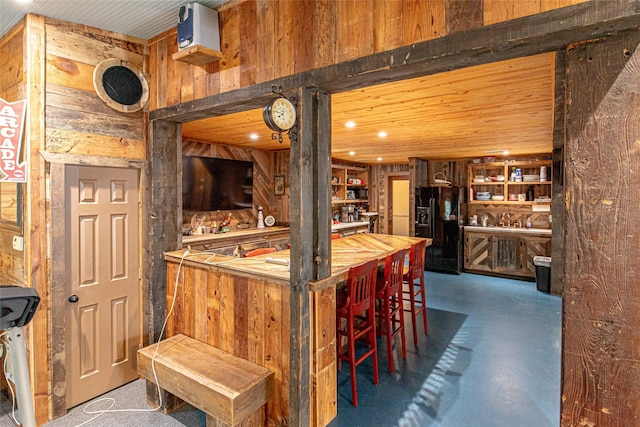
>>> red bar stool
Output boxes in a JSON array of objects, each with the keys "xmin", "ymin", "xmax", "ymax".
[
  {"xmin": 331, "ymin": 233, "xmax": 341, "ymax": 240},
  {"xmin": 375, "ymin": 249, "xmax": 406, "ymax": 373},
  {"xmin": 336, "ymin": 259, "xmax": 379, "ymax": 406},
  {"xmin": 403, "ymin": 240, "xmax": 428, "ymax": 345},
  {"xmin": 243, "ymin": 247, "xmax": 276, "ymax": 257}
]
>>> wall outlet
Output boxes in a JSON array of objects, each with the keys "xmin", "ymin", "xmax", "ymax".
[{"xmin": 12, "ymin": 235, "xmax": 24, "ymax": 251}]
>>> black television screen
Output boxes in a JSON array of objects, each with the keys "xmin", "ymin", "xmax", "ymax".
[{"xmin": 182, "ymin": 156, "xmax": 253, "ymax": 211}]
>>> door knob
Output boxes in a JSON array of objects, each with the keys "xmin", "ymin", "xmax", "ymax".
[{"xmin": 68, "ymin": 295, "xmax": 79, "ymax": 303}]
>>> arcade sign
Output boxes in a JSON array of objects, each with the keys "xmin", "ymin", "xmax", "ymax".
[{"xmin": 0, "ymin": 98, "xmax": 27, "ymax": 183}]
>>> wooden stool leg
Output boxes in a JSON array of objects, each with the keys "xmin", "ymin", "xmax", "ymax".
[
  {"xmin": 383, "ymin": 299, "xmax": 394, "ymax": 373},
  {"xmin": 347, "ymin": 316, "xmax": 358, "ymax": 406},
  {"xmin": 409, "ymin": 282, "xmax": 419, "ymax": 346},
  {"xmin": 369, "ymin": 299, "xmax": 379, "ymax": 385},
  {"xmin": 420, "ymin": 276, "xmax": 428, "ymax": 334},
  {"xmin": 397, "ymin": 295, "xmax": 407, "ymax": 358}
]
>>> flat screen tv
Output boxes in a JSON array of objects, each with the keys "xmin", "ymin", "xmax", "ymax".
[{"xmin": 182, "ymin": 156, "xmax": 253, "ymax": 211}]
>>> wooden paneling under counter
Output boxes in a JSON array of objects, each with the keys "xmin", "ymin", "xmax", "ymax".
[
  {"xmin": 464, "ymin": 226, "xmax": 551, "ymax": 280},
  {"xmin": 163, "ymin": 234, "xmax": 431, "ymax": 426}
]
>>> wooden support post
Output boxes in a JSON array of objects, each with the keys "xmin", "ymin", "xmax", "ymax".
[
  {"xmin": 288, "ymin": 87, "xmax": 323, "ymax": 427},
  {"xmin": 147, "ymin": 119, "xmax": 180, "ymax": 343},
  {"xmin": 563, "ymin": 31, "xmax": 640, "ymax": 426},
  {"xmin": 313, "ymin": 90, "xmax": 332, "ymax": 280},
  {"xmin": 146, "ymin": 119, "xmax": 181, "ymax": 413},
  {"xmin": 24, "ymin": 14, "xmax": 49, "ymax": 425},
  {"xmin": 550, "ymin": 49, "xmax": 565, "ymax": 296}
]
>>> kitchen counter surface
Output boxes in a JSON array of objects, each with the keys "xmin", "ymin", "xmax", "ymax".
[
  {"xmin": 464, "ymin": 225, "xmax": 552, "ymax": 235},
  {"xmin": 182, "ymin": 225, "xmax": 289, "ymax": 244},
  {"xmin": 166, "ymin": 233, "xmax": 431, "ymax": 290},
  {"xmin": 331, "ymin": 220, "xmax": 369, "ymax": 231}
]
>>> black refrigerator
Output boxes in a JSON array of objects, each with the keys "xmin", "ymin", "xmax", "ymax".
[{"xmin": 415, "ymin": 186, "xmax": 464, "ymax": 274}]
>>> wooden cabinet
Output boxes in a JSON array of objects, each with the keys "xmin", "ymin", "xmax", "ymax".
[
  {"xmin": 464, "ymin": 228, "xmax": 551, "ymax": 279},
  {"xmin": 520, "ymin": 234, "xmax": 552, "ymax": 277},
  {"xmin": 464, "ymin": 231, "xmax": 494, "ymax": 272},
  {"xmin": 331, "ymin": 164, "xmax": 369, "ymax": 205},
  {"xmin": 468, "ymin": 160, "xmax": 552, "ymax": 206}
]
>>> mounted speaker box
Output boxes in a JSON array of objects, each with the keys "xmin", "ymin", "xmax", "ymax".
[{"xmin": 178, "ymin": 2, "xmax": 220, "ymax": 52}]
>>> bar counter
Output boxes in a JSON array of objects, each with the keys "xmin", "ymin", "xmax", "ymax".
[{"xmin": 163, "ymin": 233, "xmax": 432, "ymax": 426}]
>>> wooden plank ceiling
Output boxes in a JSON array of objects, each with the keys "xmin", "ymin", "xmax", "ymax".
[{"xmin": 181, "ymin": 52, "xmax": 555, "ymax": 164}]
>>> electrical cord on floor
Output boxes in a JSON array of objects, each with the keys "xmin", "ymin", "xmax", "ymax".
[{"xmin": 73, "ymin": 247, "xmax": 192, "ymax": 426}]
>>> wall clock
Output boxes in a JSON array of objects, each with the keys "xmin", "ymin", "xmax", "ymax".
[{"xmin": 263, "ymin": 97, "xmax": 297, "ymax": 133}]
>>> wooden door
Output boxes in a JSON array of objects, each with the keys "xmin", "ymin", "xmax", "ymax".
[
  {"xmin": 464, "ymin": 232, "xmax": 493, "ymax": 272},
  {"xmin": 520, "ymin": 235, "xmax": 552, "ymax": 278},
  {"xmin": 65, "ymin": 165, "xmax": 140, "ymax": 408},
  {"xmin": 492, "ymin": 234, "xmax": 520, "ymax": 275},
  {"xmin": 390, "ymin": 178, "xmax": 409, "ymax": 236}
]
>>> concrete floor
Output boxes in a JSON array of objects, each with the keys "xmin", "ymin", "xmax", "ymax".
[
  {"xmin": 1, "ymin": 272, "xmax": 561, "ymax": 427},
  {"xmin": 330, "ymin": 271, "xmax": 562, "ymax": 427}
]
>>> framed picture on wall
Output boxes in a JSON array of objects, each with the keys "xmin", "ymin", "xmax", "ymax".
[{"xmin": 274, "ymin": 175, "xmax": 285, "ymax": 195}]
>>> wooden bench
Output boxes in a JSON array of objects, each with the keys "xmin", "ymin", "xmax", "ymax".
[{"xmin": 137, "ymin": 334, "xmax": 275, "ymax": 426}]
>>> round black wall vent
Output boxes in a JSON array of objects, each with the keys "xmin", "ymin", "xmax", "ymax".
[
  {"xmin": 102, "ymin": 66, "xmax": 143, "ymax": 106},
  {"xmin": 93, "ymin": 59, "xmax": 148, "ymax": 113}
]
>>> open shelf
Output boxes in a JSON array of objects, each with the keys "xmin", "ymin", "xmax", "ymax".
[{"xmin": 172, "ymin": 45, "xmax": 223, "ymax": 66}]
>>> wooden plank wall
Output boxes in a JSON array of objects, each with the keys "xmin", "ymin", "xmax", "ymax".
[
  {"xmin": 562, "ymin": 32, "xmax": 640, "ymax": 426},
  {"xmin": 0, "ymin": 16, "xmax": 151, "ymax": 423},
  {"xmin": 484, "ymin": 0, "xmax": 586, "ymax": 26},
  {"xmin": 148, "ymin": 0, "xmax": 585, "ymax": 111},
  {"xmin": 166, "ymin": 262, "xmax": 291, "ymax": 425},
  {"xmin": 43, "ymin": 17, "xmax": 147, "ymax": 159},
  {"xmin": 42, "ymin": 17, "xmax": 148, "ymax": 421}
]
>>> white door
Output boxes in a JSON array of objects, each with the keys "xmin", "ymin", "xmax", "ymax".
[
  {"xmin": 65, "ymin": 165, "xmax": 141, "ymax": 408},
  {"xmin": 392, "ymin": 179, "xmax": 409, "ymax": 236}
]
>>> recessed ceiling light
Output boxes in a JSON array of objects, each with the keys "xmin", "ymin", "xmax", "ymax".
[
  {"xmin": 349, "ymin": 151, "xmax": 356, "ymax": 156},
  {"xmin": 249, "ymin": 133, "xmax": 259, "ymax": 140},
  {"xmin": 345, "ymin": 121, "xmax": 356, "ymax": 128},
  {"xmin": 377, "ymin": 157, "xmax": 383, "ymax": 161},
  {"xmin": 378, "ymin": 131, "xmax": 387, "ymax": 138}
]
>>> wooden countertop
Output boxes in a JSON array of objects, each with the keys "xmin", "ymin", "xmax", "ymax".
[
  {"xmin": 182, "ymin": 226, "xmax": 290, "ymax": 244},
  {"xmin": 166, "ymin": 233, "xmax": 432, "ymax": 290},
  {"xmin": 331, "ymin": 221, "xmax": 369, "ymax": 231}
]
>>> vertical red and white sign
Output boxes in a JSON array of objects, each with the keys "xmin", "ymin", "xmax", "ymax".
[{"xmin": 0, "ymin": 98, "xmax": 27, "ymax": 183}]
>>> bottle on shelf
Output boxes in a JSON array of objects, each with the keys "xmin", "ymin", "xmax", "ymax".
[
  {"xmin": 257, "ymin": 206, "xmax": 264, "ymax": 228},
  {"xmin": 526, "ymin": 185, "xmax": 535, "ymax": 201}
]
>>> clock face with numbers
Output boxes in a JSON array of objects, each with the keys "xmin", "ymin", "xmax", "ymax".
[{"xmin": 263, "ymin": 97, "xmax": 296, "ymax": 132}]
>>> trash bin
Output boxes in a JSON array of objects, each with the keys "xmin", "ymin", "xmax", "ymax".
[{"xmin": 533, "ymin": 256, "xmax": 551, "ymax": 292}]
